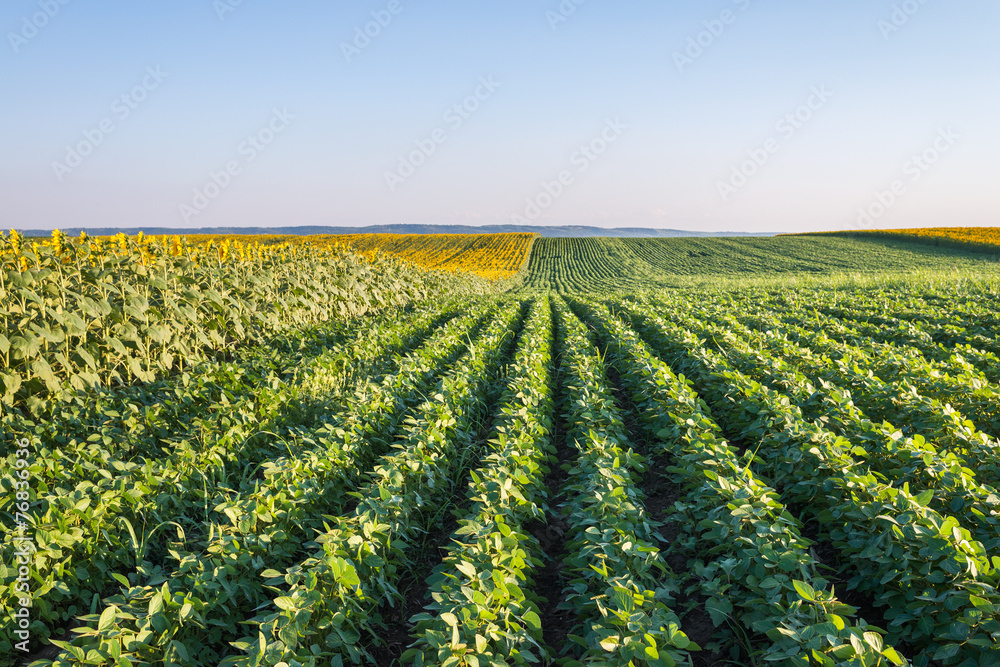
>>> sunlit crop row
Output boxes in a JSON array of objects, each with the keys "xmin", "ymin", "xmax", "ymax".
[
  {"xmin": 321, "ymin": 232, "xmax": 537, "ymax": 280},
  {"xmin": 791, "ymin": 227, "xmax": 1000, "ymax": 254},
  {"xmin": 11, "ymin": 230, "xmax": 537, "ymax": 281},
  {"xmin": 0, "ymin": 230, "xmax": 362, "ymax": 271},
  {"xmin": 0, "ymin": 229, "xmax": 456, "ymax": 409}
]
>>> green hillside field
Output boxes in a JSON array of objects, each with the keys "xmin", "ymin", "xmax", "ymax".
[{"xmin": 521, "ymin": 235, "xmax": 999, "ymax": 291}]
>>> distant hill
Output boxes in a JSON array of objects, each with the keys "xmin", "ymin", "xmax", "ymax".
[{"xmin": 22, "ymin": 224, "xmax": 775, "ymax": 238}]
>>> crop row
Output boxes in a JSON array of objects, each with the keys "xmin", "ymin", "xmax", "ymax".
[
  {"xmin": 324, "ymin": 233, "xmax": 537, "ymax": 281},
  {"xmin": 721, "ymin": 298, "xmax": 1000, "ymax": 454},
  {"xmin": 12, "ymin": 279, "xmax": 1000, "ymax": 666},
  {"xmin": 63, "ymin": 304, "xmax": 505, "ymax": 666},
  {"xmin": 3, "ymin": 299, "xmax": 458, "ymax": 464},
  {"xmin": 2, "ymin": 299, "xmax": 493, "ymax": 659},
  {"xmin": 520, "ymin": 238, "xmax": 995, "ymax": 292},
  {"xmin": 647, "ymin": 296, "xmax": 1000, "ymax": 550},
  {"xmin": 623, "ymin": 301, "xmax": 1000, "ymax": 665},
  {"xmin": 0, "ymin": 231, "xmax": 459, "ymax": 410},
  {"xmin": 221, "ymin": 300, "xmax": 527, "ymax": 666},
  {"xmin": 570, "ymin": 296, "xmax": 907, "ymax": 666},
  {"xmin": 403, "ymin": 297, "xmax": 555, "ymax": 667},
  {"xmin": 551, "ymin": 299, "xmax": 696, "ymax": 665},
  {"xmin": 794, "ymin": 227, "xmax": 1000, "ymax": 257},
  {"xmin": 749, "ymin": 286, "xmax": 1000, "ymax": 383}
]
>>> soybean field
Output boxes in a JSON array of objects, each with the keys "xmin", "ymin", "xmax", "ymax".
[
  {"xmin": 522, "ymin": 236, "xmax": 998, "ymax": 291},
  {"xmin": 5, "ymin": 230, "xmax": 1000, "ymax": 667}
]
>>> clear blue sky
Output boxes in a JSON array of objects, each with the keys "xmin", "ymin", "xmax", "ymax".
[{"xmin": 2, "ymin": 0, "xmax": 997, "ymax": 233}]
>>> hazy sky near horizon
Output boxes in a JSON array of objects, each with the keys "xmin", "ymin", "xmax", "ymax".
[{"xmin": 2, "ymin": 1, "xmax": 997, "ymax": 234}]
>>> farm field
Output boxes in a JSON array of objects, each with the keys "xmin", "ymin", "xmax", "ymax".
[
  {"xmin": 319, "ymin": 233, "xmax": 536, "ymax": 281},
  {"xmin": 793, "ymin": 227, "xmax": 1000, "ymax": 257},
  {"xmin": 522, "ymin": 236, "xmax": 999, "ymax": 291},
  {"xmin": 135, "ymin": 233, "xmax": 537, "ymax": 282},
  {"xmin": 5, "ymin": 230, "xmax": 1000, "ymax": 666}
]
